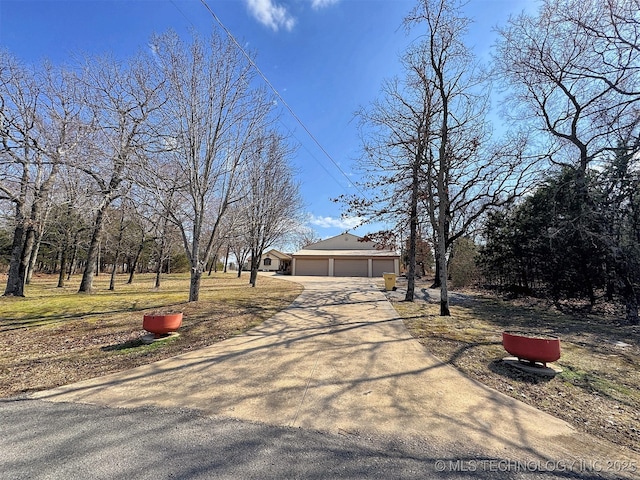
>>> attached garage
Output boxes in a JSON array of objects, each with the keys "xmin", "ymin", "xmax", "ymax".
[
  {"xmin": 334, "ymin": 259, "xmax": 368, "ymax": 277},
  {"xmin": 291, "ymin": 233, "xmax": 399, "ymax": 278},
  {"xmin": 294, "ymin": 258, "xmax": 329, "ymax": 276},
  {"xmin": 372, "ymin": 259, "xmax": 395, "ymax": 277}
]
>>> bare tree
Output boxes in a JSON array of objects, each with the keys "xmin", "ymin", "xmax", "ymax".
[
  {"xmin": 343, "ymin": 69, "xmax": 439, "ymax": 302},
  {"xmin": 495, "ymin": 0, "xmax": 640, "ymax": 321},
  {"xmin": 1, "ymin": 54, "xmax": 82, "ymax": 296},
  {"xmin": 406, "ymin": 0, "xmax": 483, "ymax": 315},
  {"xmin": 342, "ymin": 0, "xmax": 531, "ymax": 313},
  {"xmin": 494, "ymin": 0, "xmax": 640, "ymax": 183},
  {"xmin": 291, "ymin": 224, "xmax": 322, "ymax": 251},
  {"xmin": 46, "ymin": 166, "xmax": 90, "ymax": 288},
  {"xmin": 75, "ymin": 53, "xmax": 164, "ymax": 293},
  {"xmin": 150, "ymin": 31, "xmax": 274, "ymax": 301},
  {"xmin": 222, "ymin": 204, "xmax": 251, "ymax": 278},
  {"xmin": 242, "ymin": 131, "xmax": 302, "ymax": 287},
  {"xmin": 124, "ymin": 190, "xmax": 155, "ymax": 285}
]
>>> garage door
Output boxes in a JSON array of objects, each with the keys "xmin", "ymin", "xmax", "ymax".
[
  {"xmin": 372, "ymin": 259, "xmax": 395, "ymax": 277},
  {"xmin": 295, "ymin": 258, "xmax": 329, "ymax": 276},
  {"xmin": 334, "ymin": 259, "xmax": 368, "ymax": 277}
]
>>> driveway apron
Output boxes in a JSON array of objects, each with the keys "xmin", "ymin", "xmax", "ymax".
[{"xmin": 32, "ymin": 276, "xmax": 636, "ymax": 465}]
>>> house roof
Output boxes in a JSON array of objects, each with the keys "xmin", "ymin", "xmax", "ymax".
[
  {"xmin": 303, "ymin": 232, "xmax": 376, "ymax": 251},
  {"xmin": 294, "ymin": 249, "xmax": 399, "ymax": 258},
  {"xmin": 264, "ymin": 249, "xmax": 292, "ymax": 260},
  {"xmin": 293, "ymin": 233, "xmax": 398, "ymax": 258}
]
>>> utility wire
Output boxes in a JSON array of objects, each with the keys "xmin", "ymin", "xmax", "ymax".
[
  {"xmin": 197, "ymin": 0, "xmax": 366, "ymax": 199},
  {"xmin": 277, "ymin": 119, "xmax": 347, "ymax": 192}
]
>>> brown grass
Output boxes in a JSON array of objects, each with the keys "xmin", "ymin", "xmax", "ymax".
[
  {"xmin": 392, "ymin": 281, "xmax": 640, "ymax": 452},
  {"xmin": 3, "ymin": 271, "xmax": 638, "ymax": 452},
  {"xmin": 0, "ymin": 272, "xmax": 302, "ymax": 398}
]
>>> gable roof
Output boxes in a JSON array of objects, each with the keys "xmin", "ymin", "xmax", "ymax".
[
  {"xmin": 263, "ymin": 249, "xmax": 292, "ymax": 260},
  {"xmin": 294, "ymin": 233, "xmax": 398, "ymax": 258},
  {"xmin": 304, "ymin": 232, "xmax": 376, "ymax": 251},
  {"xmin": 293, "ymin": 249, "xmax": 398, "ymax": 258}
]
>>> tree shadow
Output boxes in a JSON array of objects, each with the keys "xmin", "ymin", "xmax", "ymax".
[
  {"xmin": 0, "ymin": 301, "xmax": 187, "ymax": 332},
  {"xmin": 488, "ymin": 359, "xmax": 556, "ymax": 385},
  {"xmin": 101, "ymin": 339, "xmax": 146, "ymax": 352}
]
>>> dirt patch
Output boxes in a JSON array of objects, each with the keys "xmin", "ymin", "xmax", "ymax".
[{"xmin": 387, "ymin": 276, "xmax": 640, "ymax": 453}]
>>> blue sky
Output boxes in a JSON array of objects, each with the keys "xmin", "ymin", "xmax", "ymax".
[{"xmin": 0, "ymin": 0, "xmax": 534, "ymax": 241}]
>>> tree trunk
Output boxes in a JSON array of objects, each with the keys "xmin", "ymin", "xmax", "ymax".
[
  {"xmin": 57, "ymin": 246, "xmax": 68, "ymax": 288},
  {"xmin": 623, "ymin": 275, "xmax": 639, "ymax": 325},
  {"xmin": 437, "ymin": 233, "xmax": 450, "ymax": 316},
  {"xmin": 67, "ymin": 235, "xmax": 79, "ymax": 281},
  {"xmin": 437, "ymin": 151, "xmax": 450, "ymax": 315},
  {"xmin": 154, "ymin": 264, "xmax": 162, "ymax": 289},
  {"xmin": 109, "ymin": 251, "xmax": 120, "ymax": 291},
  {"xmin": 4, "ymin": 224, "xmax": 26, "ymax": 296},
  {"xmin": 405, "ymin": 152, "xmax": 420, "ymax": 302},
  {"xmin": 52, "ymin": 250, "xmax": 60, "ymax": 276},
  {"xmin": 235, "ymin": 249, "xmax": 248, "ymax": 278},
  {"xmin": 189, "ymin": 267, "xmax": 202, "ymax": 302},
  {"xmin": 25, "ymin": 229, "xmax": 43, "ymax": 285},
  {"xmin": 96, "ymin": 240, "xmax": 101, "ymax": 277},
  {"xmin": 431, "ymin": 255, "xmax": 441, "ymax": 288},
  {"xmin": 208, "ymin": 254, "xmax": 217, "ymax": 276},
  {"xmin": 79, "ymin": 208, "xmax": 106, "ymax": 293},
  {"xmin": 249, "ymin": 256, "xmax": 259, "ymax": 287},
  {"xmin": 15, "ymin": 226, "xmax": 37, "ymax": 295},
  {"xmin": 127, "ymin": 241, "xmax": 144, "ymax": 284},
  {"xmin": 249, "ymin": 248, "xmax": 258, "ymax": 287},
  {"xmin": 154, "ymin": 241, "xmax": 165, "ymax": 289}
]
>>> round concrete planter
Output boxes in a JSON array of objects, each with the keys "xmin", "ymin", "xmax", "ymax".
[
  {"xmin": 143, "ymin": 312, "xmax": 183, "ymax": 337},
  {"xmin": 502, "ymin": 331, "xmax": 561, "ymax": 366}
]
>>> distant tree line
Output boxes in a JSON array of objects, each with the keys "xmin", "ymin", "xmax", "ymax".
[{"xmin": 0, "ymin": 29, "xmax": 304, "ymax": 301}]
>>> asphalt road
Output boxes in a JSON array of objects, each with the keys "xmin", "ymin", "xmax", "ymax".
[{"xmin": 2, "ymin": 398, "xmax": 594, "ymax": 479}]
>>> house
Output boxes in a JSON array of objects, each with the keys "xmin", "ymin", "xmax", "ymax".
[
  {"xmin": 259, "ymin": 249, "xmax": 292, "ymax": 273},
  {"xmin": 291, "ymin": 233, "xmax": 400, "ymax": 277}
]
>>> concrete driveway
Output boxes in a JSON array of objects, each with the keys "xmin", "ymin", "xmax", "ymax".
[{"xmin": 32, "ymin": 275, "xmax": 638, "ymax": 474}]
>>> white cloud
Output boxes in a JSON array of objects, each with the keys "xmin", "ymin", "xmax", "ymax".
[
  {"xmin": 310, "ymin": 0, "xmax": 339, "ymax": 9},
  {"xmin": 308, "ymin": 214, "xmax": 363, "ymax": 230},
  {"xmin": 243, "ymin": 0, "xmax": 339, "ymax": 31},
  {"xmin": 245, "ymin": 0, "xmax": 296, "ymax": 32}
]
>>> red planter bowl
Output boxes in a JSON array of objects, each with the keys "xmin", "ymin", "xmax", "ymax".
[
  {"xmin": 502, "ymin": 331, "xmax": 561, "ymax": 364},
  {"xmin": 143, "ymin": 313, "xmax": 183, "ymax": 336}
]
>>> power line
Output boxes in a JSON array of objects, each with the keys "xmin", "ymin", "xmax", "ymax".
[
  {"xmin": 277, "ymin": 119, "xmax": 349, "ymax": 194},
  {"xmin": 197, "ymin": 0, "xmax": 366, "ymax": 199}
]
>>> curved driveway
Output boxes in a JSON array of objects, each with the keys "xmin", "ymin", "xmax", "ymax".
[{"xmin": 33, "ymin": 275, "xmax": 637, "ymax": 470}]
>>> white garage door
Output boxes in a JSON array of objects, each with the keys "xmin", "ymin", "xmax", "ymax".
[
  {"xmin": 334, "ymin": 259, "xmax": 368, "ymax": 277},
  {"xmin": 295, "ymin": 258, "xmax": 329, "ymax": 276},
  {"xmin": 372, "ymin": 259, "xmax": 395, "ymax": 277}
]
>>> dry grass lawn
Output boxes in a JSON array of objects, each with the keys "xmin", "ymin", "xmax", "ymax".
[
  {"xmin": 3, "ymin": 271, "xmax": 638, "ymax": 453},
  {"xmin": 390, "ymin": 279, "xmax": 640, "ymax": 453},
  {"xmin": 0, "ymin": 272, "xmax": 302, "ymax": 398}
]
